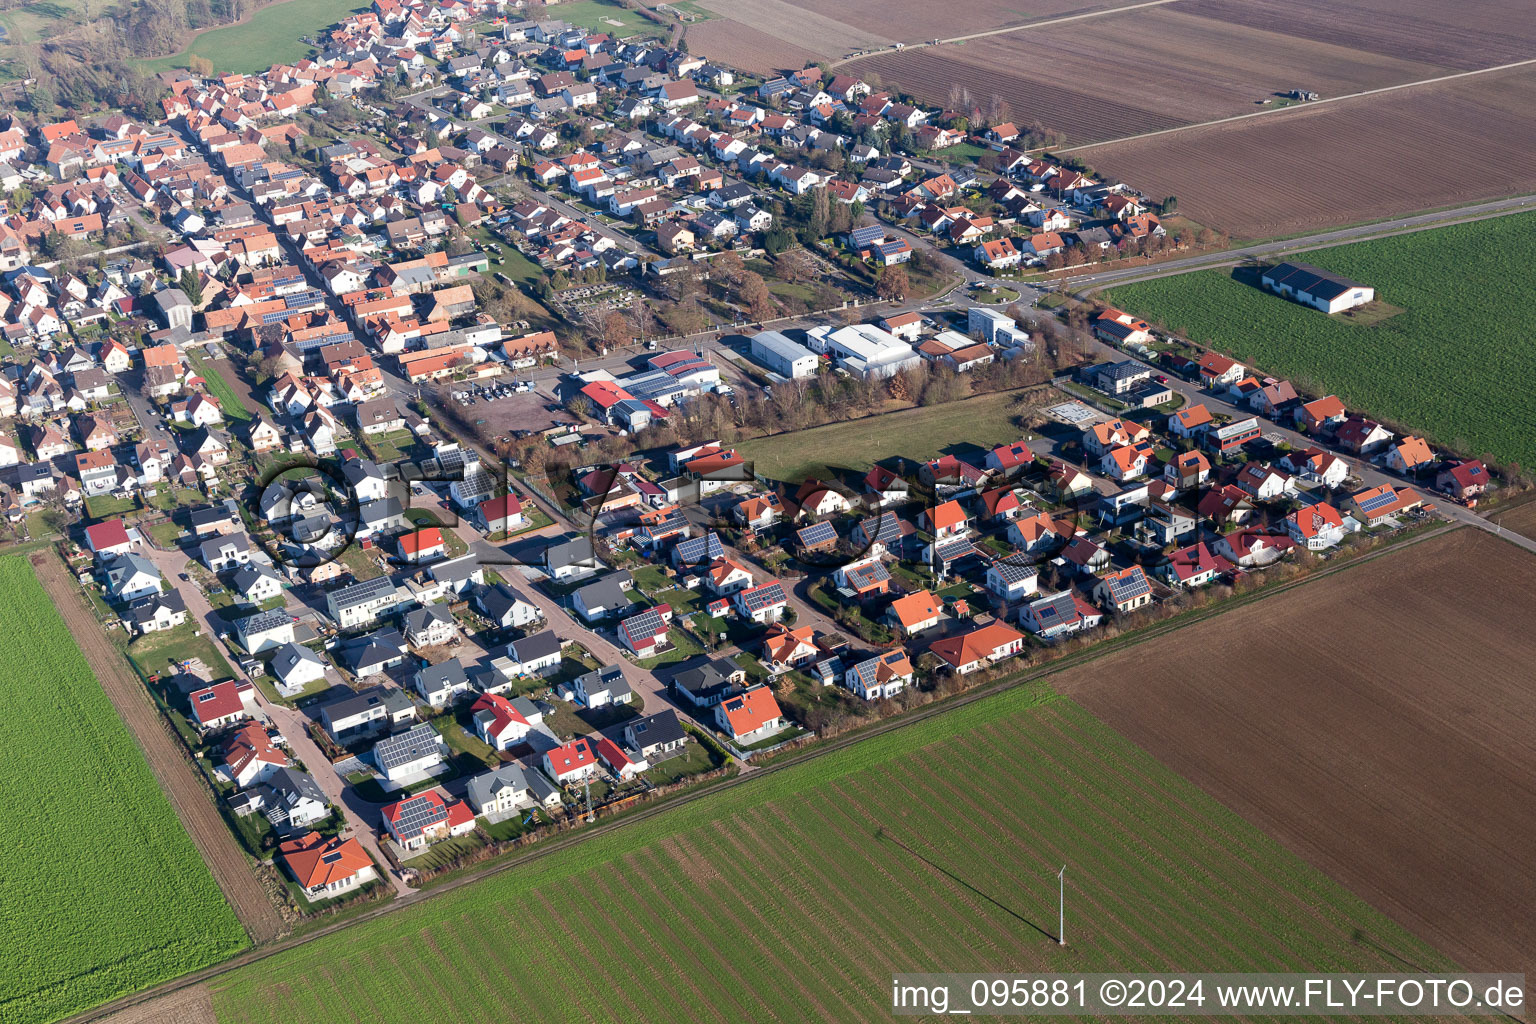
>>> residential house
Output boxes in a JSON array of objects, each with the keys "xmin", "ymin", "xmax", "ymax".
[
  {"xmin": 278, "ymin": 832, "xmax": 376, "ymax": 900},
  {"xmin": 714, "ymin": 684, "xmax": 785, "ymax": 744},
  {"xmin": 381, "ymin": 790, "xmax": 475, "ymax": 850},
  {"xmin": 543, "ymin": 737, "xmax": 599, "ymax": 784},
  {"xmin": 843, "ymin": 650, "xmax": 913, "ymax": 700},
  {"xmin": 1093, "ymin": 566, "xmax": 1153, "ymax": 614},
  {"xmin": 1285, "ymin": 500, "xmax": 1348, "ymax": 550},
  {"xmin": 373, "ymin": 723, "xmax": 448, "ymax": 784},
  {"xmin": 930, "ymin": 622, "xmax": 1025, "ymax": 674}
]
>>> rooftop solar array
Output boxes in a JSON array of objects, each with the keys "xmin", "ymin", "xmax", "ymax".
[
  {"xmin": 989, "ymin": 560, "xmax": 1039, "ymax": 584},
  {"xmin": 845, "ymin": 560, "xmax": 892, "ymax": 588},
  {"xmin": 621, "ymin": 606, "xmax": 670, "ymax": 642},
  {"xmin": 737, "ymin": 582, "xmax": 787, "ymax": 613},
  {"xmin": 1358, "ymin": 488, "xmax": 1402, "ymax": 514},
  {"xmin": 674, "ymin": 531, "xmax": 725, "ymax": 566},
  {"xmin": 1107, "ymin": 568, "xmax": 1151, "ymax": 603},
  {"xmin": 374, "ymin": 724, "xmax": 443, "ymax": 772},
  {"xmin": 796, "ymin": 521, "xmax": 837, "ymax": 547},
  {"xmin": 332, "ymin": 574, "xmax": 397, "ymax": 608},
  {"xmin": 388, "ymin": 792, "xmax": 448, "ymax": 838},
  {"xmin": 933, "ymin": 537, "xmax": 978, "ymax": 563}
]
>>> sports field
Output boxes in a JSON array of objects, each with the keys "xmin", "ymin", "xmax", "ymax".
[
  {"xmin": 737, "ymin": 388, "xmax": 1038, "ymax": 482},
  {"xmin": 139, "ymin": 0, "xmax": 362, "ymax": 73},
  {"xmin": 1106, "ymin": 212, "xmax": 1536, "ymax": 470},
  {"xmin": 208, "ymin": 683, "xmax": 1451, "ymax": 1023},
  {"xmin": 0, "ymin": 557, "xmax": 247, "ymax": 1024}
]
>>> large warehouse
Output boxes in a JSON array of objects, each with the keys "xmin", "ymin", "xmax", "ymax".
[
  {"xmin": 1260, "ymin": 261, "xmax": 1374, "ymax": 313},
  {"xmin": 749, "ymin": 330, "xmax": 818, "ymax": 378},
  {"xmin": 805, "ymin": 323, "xmax": 921, "ymax": 379}
]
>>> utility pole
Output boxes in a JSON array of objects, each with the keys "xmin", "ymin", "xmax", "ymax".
[{"xmin": 1058, "ymin": 865, "xmax": 1066, "ymax": 945}]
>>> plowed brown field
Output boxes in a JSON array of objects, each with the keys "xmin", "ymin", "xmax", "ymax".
[
  {"xmin": 1056, "ymin": 528, "xmax": 1536, "ymax": 984},
  {"xmin": 1076, "ymin": 65, "xmax": 1536, "ymax": 237},
  {"xmin": 32, "ymin": 553, "xmax": 284, "ymax": 945},
  {"xmin": 844, "ymin": 6, "xmax": 1448, "ymax": 146},
  {"xmin": 1174, "ymin": 0, "xmax": 1536, "ymax": 70},
  {"xmin": 685, "ymin": 18, "xmax": 821, "ymax": 75}
]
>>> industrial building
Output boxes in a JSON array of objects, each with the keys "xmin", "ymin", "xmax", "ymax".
[
  {"xmin": 805, "ymin": 323, "xmax": 921, "ymax": 379},
  {"xmin": 748, "ymin": 330, "xmax": 818, "ymax": 378}
]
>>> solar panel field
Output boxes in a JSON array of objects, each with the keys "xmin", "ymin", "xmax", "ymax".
[
  {"xmin": 0, "ymin": 557, "xmax": 248, "ymax": 1024},
  {"xmin": 207, "ymin": 684, "xmax": 1453, "ymax": 1024}
]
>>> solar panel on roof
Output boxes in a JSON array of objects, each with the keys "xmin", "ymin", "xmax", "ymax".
[
  {"xmin": 739, "ymin": 583, "xmax": 786, "ymax": 612},
  {"xmin": 1359, "ymin": 489, "xmax": 1400, "ymax": 513},
  {"xmin": 622, "ymin": 607, "xmax": 669, "ymax": 640},
  {"xmin": 1109, "ymin": 569, "xmax": 1150, "ymax": 602},
  {"xmin": 390, "ymin": 793, "xmax": 447, "ymax": 837},
  {"xmin": 675, "ymin": 532, "xmax": 725, "ymax": 565},
  {"xmin": 797, "ymin": 521, "xmax": 836, "ymax": 546},
  {"xmin": 934, "ymin": 538, "xmax": 977, "ymax": 562}
]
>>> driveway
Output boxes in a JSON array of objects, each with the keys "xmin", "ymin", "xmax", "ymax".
[{"xmin": 139, "ymin": 544, "xmax": 415, "ymax": 897}]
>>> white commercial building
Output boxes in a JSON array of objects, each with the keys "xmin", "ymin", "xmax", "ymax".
[
  {"xmin": 968, "ymin": 307, "xmax": 1032, "ymax": 348},
  {"xmin": 805, "ymin": 324, "xmax": 921, "ymax": 379},
  {"xmin": 749, "ymin": 330, "xmax": 818, "ymax": 379}
]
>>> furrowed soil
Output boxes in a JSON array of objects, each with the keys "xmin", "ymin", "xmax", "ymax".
[
  {"xmin": 1056, "ymin": 528, "xmax": 1536, "ymax": 989},
  {"xmin": 32, "ymin": 553, "xmax": 284, "ymax": 945},
  {"xmin": 1075, "ymin": 64, "xmax": 1536, "ymax": 238}
]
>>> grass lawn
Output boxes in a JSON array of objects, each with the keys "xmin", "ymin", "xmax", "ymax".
[
  {"xmin": 636, "ymin": 626, "xmax": 703, "ymax": 669},
  {"xmin": 336, "ymin": 544, "xmax": 386, "ymax": 581},
  {"xmin": 125, "ymin": 621, "xmax": 237, "ymax": 684},
  {"xmin": 738, "ymin": 388, "xmax": 1036, "ymax": 481},
  {"xmin": 145, "ymin": 519, "xmax": 184, "ymax": 547},
  {"xmin": 643, "ymin": 740, "xmax": 721, "ymax": 786},
  {"xmin": 0, "ymin": 558, "xmax": 246, "ymax": 1024},
  {"xmin": 84, "ymin": 493, "xmax": 140, "ymax": 519},
  {"xmin": 206, "ymin": 683, "xmax": 1453, "ymax": 1023},
  {"xmin": 186, "ymin": 349, "xmax": 254, "ymax": 423},
  {"xmin": 138, "ymin": 0, "xmax": 365, "ymax": 73},
  {"xmin": 649, "ymin": 585, "xmax": 704, "ymax": 615},
  {"xmin": 1107, "ymin": 212, "xmax": 1536, "ymax": 470}
]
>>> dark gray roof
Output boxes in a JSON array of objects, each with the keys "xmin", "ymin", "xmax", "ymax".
[
  {"xmin": 260, "ymin": 767, "xmax": 324, "ymax": 806},
  {"xmin": 509, "ymin": 629, "xmax": 561, "ymax": 663},
  {"xmin": 417, "ymin": 657, "xmax": 468, "ymax": 693},
  {"xmin": 572, "ymin": 573, "xmax": 629, "ymax": 611},
  {"xmin": 476, "ymin": 582, "xmax": 535, "ymax": 623},
  {"xmin": 466, "ymin": 762, "xmax": 538, "ymax": 808},
  {"xmin": 126, "ymin": 590, "xmax": 186, "ymax": 626},
  {"xmin": 625, "ymin": 709, "xmax": 684, "ymax": 748},
  {"xmin": 338, "ymin": 628, "xmax": 408, "ymax": 670},
  {"xmin": 320, "ymin": 684, "xmax": 409, "ymax": 724},
  {"xmin": 1264, "ymin": 261, "xmax": 1365, "ymax": 302},
  {"xmin": 542, "ymin": 534, "xmax": 596, "ymax": 570},
  {"xmin": 402, "ymin": 603, "xmax": 453, "ymax": 633}
]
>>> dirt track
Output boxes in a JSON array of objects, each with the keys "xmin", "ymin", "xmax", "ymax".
[
  {"xmin": 31, "ymin": 553, "xmax": 284, "ymax": 944},
  {"xmin": 1056, "ymin": 529, "xmax": 1536, "ymax": 989},
  {"xmin": 94, "ymin": 986, "xmax": 214, "ymax": 1024}
]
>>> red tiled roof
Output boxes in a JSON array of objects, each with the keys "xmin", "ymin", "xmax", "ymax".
[{"xmin": 278, "ymin": 831, "xmax": 373, "ymax": 889}]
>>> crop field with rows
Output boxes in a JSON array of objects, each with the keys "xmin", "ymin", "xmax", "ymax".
[
  {"xmin": 1107, "ymin": 212, "xmax": 1536, "ymax": 470},
  {"xmin": 209, "ymin": 683, "xmax": 1450, "ymax": 1023},
  {"xmin": 0, "ymin": 557, "xmax": 247, "ymax": 1024}
]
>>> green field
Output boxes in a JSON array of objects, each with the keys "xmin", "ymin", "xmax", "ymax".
[
  {"xmin": 208, "ymin": 683, "xmax": 1450, "ymax": 1023},
  {"xmin": 0, "ymin": 558, "xmax": 247, "ymax": 1024},
  {"xmin": 738, "ymin": 388, "xmax": 1036, "ymax": 481},
  {"xmin": 187, "ymin": 349, "xmax": 255, "ymax": 423},
  {"xmin": 540, "ymin": 0, "xmax": 655, "ymax": 34},
  {"xmin": 1107, "ymin": 213, "xmax": 1536, "ymax": 470},
  {"xmin": 139, "ymin": 0, "xmax": 364, "ymax": 73}
]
